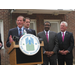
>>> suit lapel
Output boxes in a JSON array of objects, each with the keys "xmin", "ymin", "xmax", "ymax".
[
  {"xmin": 42, "ymin": 31, "xmax": 48, "ymax": 42},
  {"xmin": 15, "ymin": 28, "xmax": 19, "ymax": 37},
  {"xmin": 49, "ymin": 32, "xmax": 51, "ymax": 42},
  {"xmin": 48, "ymin": 31, "xmax": 52, "ymax": 43},
  {"xmin": 59, "ymin": 32, "xmax": 62, "ymax": 42}
]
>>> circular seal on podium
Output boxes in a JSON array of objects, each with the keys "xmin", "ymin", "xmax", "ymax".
[{"xmin": 19, "ymin": 34, "xmax": 40, "ymax": 56}]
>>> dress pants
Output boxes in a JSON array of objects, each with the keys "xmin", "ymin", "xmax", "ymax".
[
  {"xmin": 42, "ymin": 54, "xmax": 57, "ymax": 65},
  {"xmin": 58, "ymin": 55, "xmax": 73, "ymax": 65}
]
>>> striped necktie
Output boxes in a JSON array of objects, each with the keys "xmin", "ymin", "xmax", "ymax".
[{"xmin": 19, "ymin": 28, "xmax": 22, "ymax": 38}]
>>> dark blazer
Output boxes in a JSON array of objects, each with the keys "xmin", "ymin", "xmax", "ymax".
[
  {"xmin": 6, "ymin": 28, "xmax": 19, "ymax": 47},
  {"xmin": 6, "ymin": 27, "xmax": 36, "ymax": 47},
  {"xmin": 57, "ymin": 31, "xmax": 74, "ymax": 59},
  {"xmin": 37, "ymin": 31, "xmax": 58, "ymax": 59},
  {"xmin": 0, "ymin": 33, "xmax": 2, "ymax": 49},
  {"xmin": 27, "ymin": 28, "xmax": 36, "ymax": 36},
  {"xmin": 37, "ymin": 31, "xmax": 58, "ymax": 65}
]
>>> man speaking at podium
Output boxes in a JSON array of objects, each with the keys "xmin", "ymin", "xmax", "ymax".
[
  {"xmin": 6, "ymin": 16, "xmax": 27, "ymax": 47},
  {"xmin": 6, "ymin": 16, "xmax": 36, "ymax": 47}
]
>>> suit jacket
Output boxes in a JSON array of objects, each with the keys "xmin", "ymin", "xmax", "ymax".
[
  {"xmin": 0, "ymin": 33, "xmax": 2, "ymax": 49},
  {"xmin": 37, "ymin": 31, "xmax": 58, "ymax": 59},
  {"xmin": 27, "ymin": 28, "xmax": 36, "ymax": 36},
  {"xmin": 57, "ymin": 31, "xmax": 74, "ymax": 59},
  {"xmin": 6, "ymin": 28, "xmax": 36, "ymax": 47}
]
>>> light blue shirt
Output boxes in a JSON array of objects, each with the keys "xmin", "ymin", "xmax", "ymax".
[{"xmin": 17, "ymin": 26, "xmax": 24, "ymax": 36}]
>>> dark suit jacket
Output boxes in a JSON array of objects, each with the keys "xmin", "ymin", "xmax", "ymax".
[
  {"xmin": 6, "ymin": 27, "xmax": 36, "ymax": 47},
  {"xmin": 0, "ymin": 33, "xmax": 2, "ymax": 49},
  {"xmin": 27, "ymin": 28, "xmax": 36, "ymax": 36},
  {"xmin": 57, "ymin": 31, "xmax": 74, "ymax": 59},
  {"xmin": 37, "ymin": 31, "xmax": 58, "ymax": 59}
]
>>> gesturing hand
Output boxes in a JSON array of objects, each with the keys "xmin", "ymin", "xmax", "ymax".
[
  {"xmin": 0, "ymin": 43, "xmax": 2, "ymax": 46},
  {"xmin": 9, "ymin": 35, "xmax": 13, "ymax": 43}
]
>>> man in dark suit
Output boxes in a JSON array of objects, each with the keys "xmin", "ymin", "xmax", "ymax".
[
  {"xmin": 57, "ymin": 21, "xmax": 74, "ymax": 65},
  {"xmin": 24, "ymin": 17, "xmax": 36, "ymax": 36},
  {"xmin": 0, "ymin": 33, "xmax": 3, "ymax": 65},
  {"xmin": 6, "ymin": 16, "xmax": 35, "ymax": 47},
  {"xmin": 6, "ymin": 16, "xmax": 30, "ymax": 47},
  {"xmin": 37, "ymin": 21, "xmax": 58, "ymax": 65}
]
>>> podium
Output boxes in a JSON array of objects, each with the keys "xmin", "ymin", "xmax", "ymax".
[{"xmin": 8, "ymin": 41, "xmax": 44, "ymax": 65}]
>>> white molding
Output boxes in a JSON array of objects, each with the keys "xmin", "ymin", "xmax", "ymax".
[
  {"xmin": 0, "ymin": 20, "xmax": 4, "ymax": 49},
  {"xmin": 30, "ymin": 19, "xmax": 37, "ymax": 34}
]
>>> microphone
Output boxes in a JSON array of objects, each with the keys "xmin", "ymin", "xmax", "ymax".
[
  {"xmin": 39, "ymin": 38, "xmax": 43, "ymax": 43},
  {"xmin": 13, "ymin": 36, "xmax": 19, "ymax": 45}
]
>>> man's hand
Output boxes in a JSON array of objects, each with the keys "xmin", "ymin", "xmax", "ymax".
[
  {"xmin": 59, "ymin": 50, "xmax": 69, "ymax": 55},
  {"xmin": 45, "ymin": 51, "xmax": 54, "ymax": 57},
  {"xmin": 45, "ymin": 51, "xmax": 49, "ymax": 56},
  {"xmin": 49, "ymin": 51, "xmax": 54, "ymax": 57},
  {"xmin": 59, "ymin": 50, "xmax": 64, "ymax": 55},
  {"xmin": 9, "ymin": 35, "xmax": 13, "ymax": 43},
  {"xmin": 0, "ymin": 43, "xmax": 2, "ymax": 46},
  {"xmin": 63, "ymin": 50, "xmax": 69, "ymax": 55}
]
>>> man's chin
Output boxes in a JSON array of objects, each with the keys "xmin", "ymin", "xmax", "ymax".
[{"xmin": 18, "ymin": 26, "xmax": 22, "ymax": 28}]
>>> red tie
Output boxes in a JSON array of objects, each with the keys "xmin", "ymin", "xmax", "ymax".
[
  {"xmin": 62, "ymin": 32, "xmax": 64, "ymax": 42},
  {"xmin": 19, "ymin": 28, "xmax": 22, "ymax": 38},
  {"xmin": 46, "ymin": 32, "xmax": 49, "ymax": 42}
]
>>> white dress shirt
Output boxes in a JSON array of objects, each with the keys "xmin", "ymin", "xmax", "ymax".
[
  {"xmin": 61, "ymin": 31, "xmax": 66, "ymax": 37},
  {"xmin": 17, "ymin": 26, "xmax": 24, "ymax": 36}
]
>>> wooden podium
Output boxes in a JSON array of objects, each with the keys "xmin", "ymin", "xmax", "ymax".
[{"xmin": 8, "ymin": 41, "xmax": 44, "ymax": 65}]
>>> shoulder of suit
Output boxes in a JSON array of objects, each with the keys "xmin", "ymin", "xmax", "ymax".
[
  {"xmin": 57, "ymin": 32, "xmax": 61, "ymax": 34},
  {"xmin": 37, "ymin": 31, "xmax": 44, "ymax": 34},
  {"xmin": 50, "ymin": 31, "xmax": 57, "ymax": 34},
  {"xmin": 30, "ymin": 28, "xmax": 35, "ymax": 31},
  {"xmin": 9, "ymin": 27, "xmax": 17, "ymax": 31},
  {"xmin": 57, "ymin": 31, "xmax": 73, "ymax": 35},
  {"xmin": 66, "ymin": 31, "xmax": 73, "ymax": 34}
]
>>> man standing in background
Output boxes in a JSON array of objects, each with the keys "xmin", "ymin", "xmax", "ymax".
[
  {"xmin": 24, "ymin": 17, "xmax": 36, "ymax": 36},
  {"xmin": 37, "ymin": 21, "xmax": 58, "ymax": 65},
  {"xmin": 57, "ymin": 21, "xmax": 74, "ymax": 65}
]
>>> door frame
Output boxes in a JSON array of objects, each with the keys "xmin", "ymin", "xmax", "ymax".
[
  {"xmin": 0, "ymin": 20, "xmax": 4, "ymax": 49},
  {"xmin": 30, "ymin": 19, "xmax": 37, "ymax": 34}
]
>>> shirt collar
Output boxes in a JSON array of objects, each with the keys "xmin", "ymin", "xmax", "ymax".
[
  {"xmin": 61, "ymin": 31, "xmax": 66, "ymax": 35},
  {"xmin": 44, "ymin": 30, "xmax": 50, "ymax": 34},
  {"xmin": 28, "ymin": 28, "xmax": 30, "ymax": 30},
  {"xmin": 17, "ymin": 26, "xmax": 24, "ymax": 31},
  {"xmin": 24, "ymin": 27, "xmax": 30, "ymax": 30}
]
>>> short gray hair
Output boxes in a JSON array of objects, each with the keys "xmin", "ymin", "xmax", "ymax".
[{"xmin": 60, "ymin": 21, "xmax": 68, "ymax": 27}]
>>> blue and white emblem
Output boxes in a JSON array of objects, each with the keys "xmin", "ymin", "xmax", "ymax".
[{"xmin": 19, "ymin": 34, "xmax": 40, "ymax": 56}]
